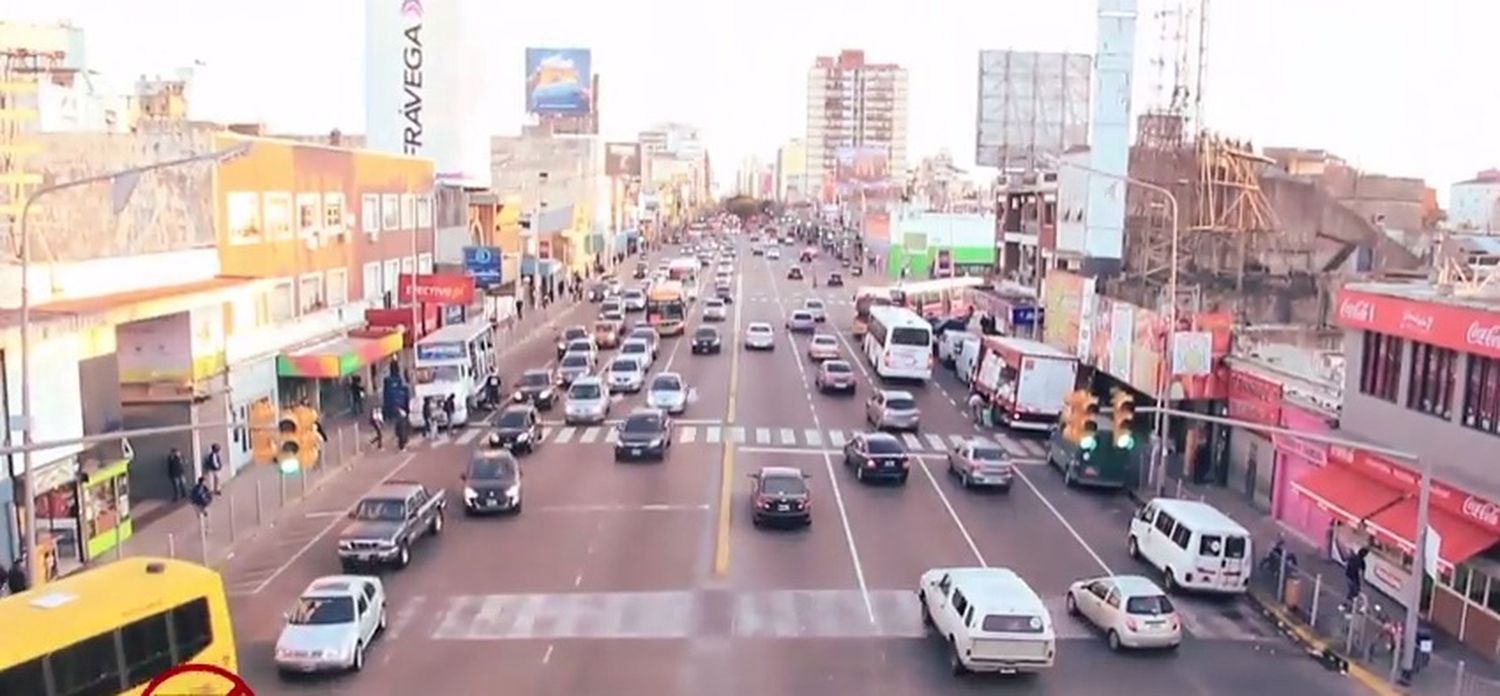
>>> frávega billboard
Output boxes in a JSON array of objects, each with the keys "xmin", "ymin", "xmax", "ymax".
[{"xmin": 365, "ymin": 0, "xmax": 492, "ymax": 188}]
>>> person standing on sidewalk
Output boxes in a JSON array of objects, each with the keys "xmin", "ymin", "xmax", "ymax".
[
  {"xmin": 369, "ymin": 408, "xmax": 385, "ymax": 450},
  {"xmin": 1345, "ymin": 546, "xmax": 1370, "ymax": 600},
  {"xmin": 515, "ymin": 296, "xmax": 525, "ymax": 322},
  {"xmin": 202, "ymin": 443, "xmax": 224, "ymax": 495},
  {"xmin": 395, "ymin": 408, "xmax": 411, "ymax": 451},
  {"xmin": 6, "ymin": 558, "xmax": 27, "ymax": 595},
  {"xmin": 167, "ymin": 448, "xmax": 188, "ymax": 501},
  {"xmin": 189, "ymin": 477, "xmax": 213, "ymax": 526}
]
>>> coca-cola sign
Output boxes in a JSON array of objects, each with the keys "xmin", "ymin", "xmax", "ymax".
[
  {"xmin": 1333, "ymin": 287, "xmax": 1500, "ymax": 361},
  {"xmin": 1463, "ymin": 496, "xmax": 1500, "ymax": 527},
  {"xmin": 1330, "ymin": 447, "xmax": 1500, "ymax": 536}
]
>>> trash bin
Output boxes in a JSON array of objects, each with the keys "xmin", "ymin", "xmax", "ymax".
[{"xmin": 1283, "ymin": 576, "xmax": 1304, "ymax": 611}]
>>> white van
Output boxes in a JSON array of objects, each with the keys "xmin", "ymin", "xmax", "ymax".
[
  {"xmin": 939, "ymin": 330, "xmax": 977, "ymax": 368},
  {"xmin": 953, "ymin": 334, "xmax": 984, "ymax": 385},
  {"xmin": 918, "ymin": 566, "xmax": 1056, "ymax": 675},
  {"xmin": 1128, "ymin": 498, "xmax": 1253, "ymax": 594}
]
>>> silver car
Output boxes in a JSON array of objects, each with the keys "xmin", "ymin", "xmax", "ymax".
[
  {"xmin": 646, "ymin": 372, "xmax": 689, "ymax": 414},
  {"xmin": 946, "ymin": 438, "xmax": 1014, "ymax": 491},
  {"xmin": 275, "ymin": 575, "xmax": 387, "ymax": 674},
  {"xmin": 807, "ymin": 334, "xmax": 840, "ymax": 361},
  {"xmin": 627, "ymin": 327, "xmax": 660, "ymax": 358},
  {"xmin": 866, "ymin": 389, "xmax": 921, "ymax": 431},
  {"xmin": 786, "ymin": 310, "xmax": 816, "ymax": 333},
  {"xmin": 556, "ymin": 351, "xmax": 594, "ymax": 386},
  {"xmin": 802, "ymin": 298, "xmax": 827, "ymax": 322},
  {"xmin": 622, "ymin": 289, "xmax": 647, "ymax": 311},
  {"xmin": 744, "ymin": 322, "xmax": 776, "ymax": 350},
  {"xmin": 564, "ymin": 376, "xmax": 611, "ymax": 424},
  {"xmin": 607, "ymin": 356, "xmax": 647, "ymax": 393},
  {"xmin": 703, "ymin": 298, "xmax": 728, "ymax": 321},
  {"xmin": 619, "ymin": 339, "xmax": 654, "ymax": 368}
]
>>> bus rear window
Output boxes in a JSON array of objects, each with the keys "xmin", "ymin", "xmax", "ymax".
[
  {"xmin": 890, "ymin": 327, "xmax": 930, "ymax": 346},
  {"xmin": 1224, "ymin": 536, "xmax": 1248, "ymax": 559},
  {"xmin": 1198, "ymin": 535, "xmax": 1224, "ymax": 557}
]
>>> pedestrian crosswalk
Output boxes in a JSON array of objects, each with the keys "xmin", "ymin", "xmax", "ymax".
[
  {"xmin": 405, "ymin": 425, "xmax": 1051, "ymax": 458},
  {"xmin": 405, "ymin": 589, "xmax": 1272, "ymax": 643}
]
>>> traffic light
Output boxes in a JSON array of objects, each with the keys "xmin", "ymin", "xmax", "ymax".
[
  {"xmin": 1061, "ymin": 390, "xmax": 1098, "ymax": 444},
  {"xmin": 248, "ymin": 400, "xmax": 277, "ymax": 465},
  {"xmin": 276, "ymin": 405, "xmax": 322, "ymax": 473},
  {"xmin": 277, "ymin": 412, "xmax": 301, "ymax": 473},
  {"xmin": 1111, "ymin": 387, "xmax": 1136, "ymax": 449}
]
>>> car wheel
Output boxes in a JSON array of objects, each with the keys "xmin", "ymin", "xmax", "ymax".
[
  {"xmin": 1107, "ymin": 630, "xmax": 1123, "ymax": 652},
  {"xmin": 351, "ymin": 641, "xmax": 365, "ymax": 672},
  {"xmin": 855, "ymin": 466, "xmax": 865, "ymax": 482},
  {"xmin": 998, "ymin": 483, "xmax": 1012, "ymax": 494},
  {"xmin": 1063, "ymin": 467, "xmax": 1076, "ymax": 487},
  {"xmin": 1127, "ymin": 536, "xmax": 1140, "ymax": 559},
  {"xmin": 431, "ymin": 512, "xmax": 445, "ymax": 535},
  {"xmin": 949, "ymin": 638, "xmax": 967, "ymax": 676},
  {"xmin": 378, "ymin": 606, "xmax": 389, "ymax": 632},
  {"xmin": 897, "ymin": 473, "xmax": 909, "ymax": 485},
  {"xmin": 1065, "ymin": 591, "xmax": 1081, "ymax": 615},
  {"xmin": 751, "ymin": 515, "xmax": 762, "ymax": 527},
  {"xmin": 1163, "ymin": 568, "xmax": 1179, "ymax": 593},
  {"xmin": 396, "ymin": 544, "xmax": 411, "ymax": 568},
  {"xmin": 340, "ymin": 560, "xmax": 356, "ymax": 574},
  {"xmin": 920, "ymin": 597, "xmax": 933, "ymax": 627},
  {"xmin": 512, "ymin": 499, "xmax": 524, "ymax": 515}
]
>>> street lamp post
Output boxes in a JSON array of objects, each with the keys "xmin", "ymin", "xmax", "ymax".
[
  {"xmin": 14, "ymin": 143, "xmax": 250, "ymax": 586},
  {"xmin": 1050, "ymin": 158, "xmax": 1180, "ymax": 492}
]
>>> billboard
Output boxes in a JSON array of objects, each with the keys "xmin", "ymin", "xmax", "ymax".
[
  {"xmin": 975, "ymin": 51, "xmax": 1092, "ymax": 171},
  {"xmin": 525, "ymin": 48, "xmax": 593, "ymax": 115},
  {"xmin": 605, "ymin": 142, "xmax": 641, "ymax": 178},
  {"xmin": 365, "ymin": 0, "xmax": 491, "ymax": 188},
  {"xmin": 834, "ymin": 146, "xmax": 898, "ymax": 206}
]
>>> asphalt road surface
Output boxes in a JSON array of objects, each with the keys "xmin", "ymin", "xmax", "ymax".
[{"xmin": 225, "ymin": 234, "xmax": 1364, "ymax": 696}]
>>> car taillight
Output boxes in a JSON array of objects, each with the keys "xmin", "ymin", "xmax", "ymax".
[
  {"xmin": 864, "ymin": 460, "xmax": 876, "ymax": 468},
  {"xmin": 1125, "ymin": 617, "xmax": 1139, "ymax": 632},
  {"xmin": 1169, "ymin": 615, "xmax": 1180, "ymax": 630},
  {"xmin": 756, "ymin": 495, "xmax": 771, "ymax": 509}
]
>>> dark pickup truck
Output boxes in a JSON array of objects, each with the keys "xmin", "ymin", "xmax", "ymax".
[{"xmin": 337, "ymin": 481, "xmax": 447, "ymax": 571}]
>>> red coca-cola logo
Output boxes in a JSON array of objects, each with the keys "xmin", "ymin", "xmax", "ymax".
[
  {"xmin": 1339, "ymin": 299, "xmax": 1376, "ymax": 323},
  {"xmin": 1467, "ymin": 322, "xmax": 1500, "ymax": 351},
  {"xmin": 1399, "ymin": 310, "xmax": 1434, "ymax": 334},
  {"xmin": 141, "ymin": 664, "xmax": 254, "ymax": 696},
  {"xmin": 1462, "ymin": 496, "xmax": 1500, "ymax": 527}
]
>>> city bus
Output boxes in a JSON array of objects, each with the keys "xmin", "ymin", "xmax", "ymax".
[
  {"xmin": 852, "ymin": 286, "xmax": 897, "ymax": 339},
  {"xmin": 892, "ymin": 277, "xmax": 985, "ymax": 320},
  {"xmin": 646, "ymin": 281, "xmax": 688, "ymax": 336},
  {"xmin": 667, "ymin": 257, "xmax": 698, "ymax": 281},
  {"xmin": 412, "ymin": 314, "xmax": 498, "ymax": 426},
  {"xmin": 863, "ymin": 305, "xmax": 936, "ymax": 381},
  {"xmin": 0, "ymin": 557, "xmax": 239, "ymax": 695}
]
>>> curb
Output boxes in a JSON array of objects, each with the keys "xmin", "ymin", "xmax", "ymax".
[{"xmin": 1246, "ymin": 589, "xmax": 1406, "ymax": 696}]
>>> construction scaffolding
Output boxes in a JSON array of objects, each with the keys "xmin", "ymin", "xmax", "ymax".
[{"xmin": 0, "ymin": 48, "xmax": 70, "ymax": 260}]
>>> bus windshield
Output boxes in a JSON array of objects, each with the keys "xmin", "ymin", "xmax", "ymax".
[
  {"xmin": 415, "ymin": 365, "xmax": 463, "ymax": 383},
  {"xmin": 647, "ymin": 299, "xmax": 686, "ymax": 321}
]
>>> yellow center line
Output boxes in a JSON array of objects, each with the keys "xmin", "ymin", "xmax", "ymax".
[{"xmin": 713, "ymin": 262, "xmax": 745, "ymax": 576}]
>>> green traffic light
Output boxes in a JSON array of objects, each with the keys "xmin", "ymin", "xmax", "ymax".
[
  {"xmin": 1080, "ymin": 435, "xmax": 1097, "ymax": 450},
  {"xmin": 1116, "ymin": 432, "xmax": 1136, "ymax": 449},
  {"xmin": 278, "ymin": 456, "xmax": 299, "ymax": 474}
]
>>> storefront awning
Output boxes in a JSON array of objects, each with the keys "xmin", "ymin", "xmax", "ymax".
[
  {"xmin": 1291, "ymin": 465, "xmax": 1405, "ymax": 524},
  {"xmin": 277, "ymin": 330, "xmax": 404, "ymax": 379},
  {"xmin": 1365, "ymin": 500, "xmax": 1500, "ymax": 569}
]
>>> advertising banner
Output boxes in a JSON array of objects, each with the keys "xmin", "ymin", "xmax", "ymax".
[
  {"xmin": 525, "ymin": 47, "xmax": 593, "ymax": 115},
  {"xmin": 398, "ymin": 273, "xmax": 475, "ymax": 305},
  {"xmin": 461, "ymin": 246, "xmax": 502, "ymax": 288},
  {"xmin": 975, "ymin": 51, "xmax": 1092, "ymax": 170},
  {"xmin": 1041, "ymin": 271, "xmax": 1094, "ymax": 355},
  {"xmin": 605, "ymin": 142, "xmax": 642, "ymax": 177},
  {"xmin": 1334, "ymin": 286, "xmax": 1500, "ymax": 361},
  {"xmin": 1228, "ymin": 368, "xmax": 1283, "ymax": 427}
]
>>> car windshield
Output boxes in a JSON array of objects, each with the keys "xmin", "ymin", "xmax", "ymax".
[
  {"xmin": 696, "ymin": 329, "xmax": 718, "ymax": 339},
  {"xmin": 570, "ymin": 383, "xmax": 602, "ymax": 399},
  {"xmin": 496, "ymin": 410, "xmax": 529, "ymax": 427},
  {"xmin": 288, "ymin": 596, "xmax": 355, "ymax": 626},
  {"xmin": 824, "ymin": 361, "xmax": 853, "ymax": 374},
  {"xmin": 813, "ymin": 337, "xmax": 837, "ymax": 347},
  {"xmin": 792, "ymin": 313, "xmax": 812, "ymax": 321},
  {"xmin": 561, "ymin": 355, "xmax": 589, "ymax": 368},
  {"xmin": 972, "ymin": 447, "xmax": 1006, "ymax": 461},
  {"xmin": 761, "ymin": 475, "xmax": 806, "ymax": 496},
  {"xmin": 622, "ymin": 343, "xmax": 646, "ymax": 355},
  {"xmin": 806, "ymin": 300, "xmax": 824, "ymax": 308},
  {"xmin": 749, "ymin": 325, "xmax": 771, "ymax": 333},
  {"xmin": 624, "ymin": 415, "xmax": 663, "ymax": 433},
  {"xmin": 1125, "ymin": 594, "xmax": 1176, "ymax": 616},
  {"xmin": 519, "ymin": 372, "xmax": 549, "ymax": 387},
  {"xmin": 564, "ymin": 328, "xmax": 588, "ymax": 341},
  {"xmin": 352, "ymin": 498, "xmax": 406, "ymax": 521},
  {"xmin": 866, "ymin": 437, "xmax": 905, "ymax": 455},
  {"xmin": 594, "ymin": 322, "xmax": 615, "ymax": 334},
  {"xmin": 706, "ymin": 300, "xmax": 723, "ymax": 308},
  {"xmin": 468, "ymin": 457, "xmax": 516, "ymax": 480},
  {"xmin": 885, "ymin": 397, "xmax": 917, "ymax": 410},
  {"xmin": 625, "ymin": 291, "xmax": 643, "ymax": 299},
  {"xmin": 652, "ymin": 376, "xmax": 682, "ymax": 391},
  {"xmin": 612, "ymin": 360, "xmax": 638, "ymax": 373}
]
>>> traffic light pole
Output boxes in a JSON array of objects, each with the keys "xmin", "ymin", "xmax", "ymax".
[
  {"xmin": 0, "ymin": 420, "xmax": 267, "ymax": 458},
  {"xmin": 1136, "ymin": 406, "xmax": 1431, "ymax": 683}
]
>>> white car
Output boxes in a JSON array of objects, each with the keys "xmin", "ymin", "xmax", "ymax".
[
  {"xmin": 765, "ymin": 247, "xmax": 781, "ymax": 260},
  {"xmin": 807, "ymin": 334, "xmax": 840, "ymax": 361},
  {"xmin": 619, "ymin": 338, "xmax": 654, "ymax": 369},
  {"xmin": 703, "ymin": 298, "xmax": 728, "ymax": 321},
  {"xmin": 802, "ymin": 298, "xmax": 827, "ymax": 322},
  {"xmin": 646, "ymin": 372, "xmax": 689, "ymax": 414},
  {"xmin": 744, "ymin": 323, "xmax": 776, "ymax": 351},
  {"xmin": 1066, "ymin": 575, "xmax": 1183, "ymax": 651},
  {"xmin": 607, "ymin": 356, "xmax": 647, "ymax": 393},
  {"xmin": 564, "ymin": 376, "xmax": 611, "ymax": 424},
  {"xmin": 556, "ymin": 351, "xmax": 595, "ymax": 386},
  {"xmin": 275, "ymin": 575, "xmax": 387, "ymax": 675},
  {"xmin": 622, "ymin": 289, "xmax": 647, "ymax": 311},
  {"xmin": 918, "ymin": 566, "xmax": 1055, "ymax": 675}
]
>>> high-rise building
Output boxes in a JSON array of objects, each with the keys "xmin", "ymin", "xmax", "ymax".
[
  {"xmin": 776, "ymin": 138, "xmax": 806, "ymax": 202},
  {"xmin": 805, "ymin": 50, "xmax": 908, "ymax": 196}
]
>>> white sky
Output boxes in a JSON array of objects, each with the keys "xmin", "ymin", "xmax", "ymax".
[{"xmin": 14, "ymin": 0, "xmax": 1496, "ymax": 196}]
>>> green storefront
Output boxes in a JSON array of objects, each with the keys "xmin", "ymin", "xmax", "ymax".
[{"xmin": 884, "ymin": 212, "xmax": 997, "ymax": 279}]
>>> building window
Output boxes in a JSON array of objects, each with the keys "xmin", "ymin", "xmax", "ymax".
[
  {"xmin": 264, "ymin": 192, "xmax": 293, "ymax": 241},
  {"xmin": 325, "ymin": 268, "xmax": 349, "ymax": 307},
  {"xmin": 416, "ymin": 194, "xmax": 432, "ymax": 228},
  {"xmin": 401, "ymin": 256, "xmax": 416, "ymax": 275},
  {"xmin": 1406, "ymin": 341, "xmax": 1457, "ymax": 419},
  {"xmin": 226, "ymin": 192, "xmax": 263, "ymax": 245},
  {"xmin": 1359, "ymin": 332, "xmax": 1403, "ymax": 402},
  {"xmin": 1464, "ymin": 355, "xmax": 1500, "ymax": 435},
  {"xmin": 324, "ymin": 193, "xmax": 346, "ymax": 232},
  {"xmin": 270, "ymin": 280, "xmax": 294, "ymax": 322},
  {"xmin": 298, "ymin": 273, "xmax": 325, "ymax": 314},
  {"xmin": 382, "ymin": 259, "xmax": 400, "ymax": 308},
  {"xmin": 382, "ymin": 194, "xmax": 400, "ymax": 231},
  {"xmin": 417, "ymin": 253, "xmax": 433, "ymax": 275},
  {"xmin": 361, "ymin": 194, "xmax": 380, "ymax": 235},
  {"xmin": 400, "ymin": 193, "xmax": 416, "ymax": 230},
  {"xmin": 363, "ymin": 262, "xmax": 382, "ymax": 303},
  {"xmin": 295, "ymin": 193, "xmax": 321, "ymax": 241}
]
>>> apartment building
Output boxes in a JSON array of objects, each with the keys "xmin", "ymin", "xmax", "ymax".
[
  {"xmin": 805, "ymin": 50, "xmax": 909, "ymax": 194},
  {"xmin": 776, "ymin": 138, "xmax": 807, "ymax": 202}
]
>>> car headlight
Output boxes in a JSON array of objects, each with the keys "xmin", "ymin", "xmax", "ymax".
[
  {"xmin": 517, "ymin": 432, "xmax": 531, "ymax": 442},
  {"xmin": 540, "ymin": 389, "xmax": 553, "ymax": 398},
  {"xmin": 556, "ymin": 342, "xmax": 566, "ymax": 351},
  {"xmin": 513, "ymin": 391, "xmax": 526, "ymax": 401},
  {"xmin": 648, "ymin": 438, "xmax": 664, "ymax": 448},
  {"xmin": 464, "ymin": 486, "xmax": 478, "ymax": 500},
  {"xmin": 337, "ymin": 540, "xmax": 353, "ymax": 550},
  {"xmin": 505, "ymin": 483, "xmax": 520, "ymax": 497}
]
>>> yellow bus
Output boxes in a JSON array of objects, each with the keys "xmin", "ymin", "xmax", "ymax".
[
  {"xmin": 0, "ymin": 557, "xmax": 240, "ymax": 695},
  {"xmin": 646, "ymin": 281, "xmax": 688, "ymax": 336}
]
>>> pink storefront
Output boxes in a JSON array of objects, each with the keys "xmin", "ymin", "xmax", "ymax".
[{"xmin": 1272, "ymin": 403, "xmax": 1337, "ymax": 546}]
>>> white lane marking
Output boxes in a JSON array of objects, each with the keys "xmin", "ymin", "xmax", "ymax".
[
  {"xmin": 1013, "ymin": 467, "xmax": 1114, "ymax": 575},
  {"xmin": 737, "ymin": 446, "xmax": 949, "ymax": 459},
  {"xmin": 429, "ymin": 433, "xmax": 452, "ymax": 447},
  {"xmin": 580, "ymin": 427, "xmax": 601, "ymax": 443},
  {"xmin": 304, "ymin": 511, "xmax": 344, "ymax": 518},
  {"xmin": 755, "ymin": 427, "xmax": 771, "ymax": 444},
  {"xmin": 779, "ymin": 428, "xmax": 796, "ymax": 445},
  {"xmin": 901, "ymin": 433, "xmax": 923, "ymax": 450},
  {"xmin": 605, "ymin": 428, "xmax": 620, "ymax": 444},
  {"xmin": 249, "ymin": 453, "xmax": 419, "ymax": 594},
  {"xmin": 457, "ymin": 428, "xmax": 483, "ymax": 446},
  {"xmin": 825, "ymin": 456, "xmax": 876, "ymax": 625},
  {"xmin": 924, "ymin": 433, "xmax": 947, "ymax": 451},
  {"xmin": 385, "ymin": 594, "xmax": 426, "ymax": 641},
  {"xmin": 996, "ymin": 437, "xmax": 1030, "ymax": 457},
  {"xmin": 706, "ymin": 426, "xmax": 722, "ymax": 443},
  {"xmin": 804, "ymin": 429, "xmax": 823, "ymax": 447},
  {"xmin": 729, "ymin": 427, "xmax": 746, "ymax": 443},
  {"xmin": 674, "ymin": 418, "xmax": 724, "ymax": 425},
  {"xmin": 915, "ymin": 458, "xmax": 988, "ymax": 567},
  {"xmin": 947, "ymin": 434, "xmax": 968, "ymax": 446},
  {"xmin": 541, "ymin": 426, "xmax": 554, "ymax": 442},
  {"xmin": 555, "ymin": 427, "xmax": 577, "ymax": 444},
  {"xmin": 542, "ymin": 644, "xmax": 555, "ymax": 664},
  {"xmin": 531, "ymin": 503, "xmax": 711, "ymax": 513},
  {"xmin": 680, "ymin": 426, "xmax": 698, "ymax": 444},
  {"xmin": 827, "ymin": 430, "xmax": 845, "ymax": 447}
]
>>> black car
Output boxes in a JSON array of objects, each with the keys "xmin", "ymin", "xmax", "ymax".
[
  {"xmin": 490, "ymin": 405, "xmax": 543, "ymax": 454},
  {"xmin": 556, "ymin": 325, "xmax": 589, "ymax": 358},
  {"xmin": 633, "ymin": 265, "xmax": 648, "ymax": 279},
  {"xmin": 614, "ymin": 409, "xmax": 673, "ymax": 461},
  {"xmin": 787, "ymin": 266, "xmax": 804, "ymax": 280},
  {"xmin": 827, "ymin": 273, "xmax": 843, "ymax": 287},
  {"xmin": 749, "ymin": 466, "xmax": 812, "ymax": 528},
  {"xmin": 842, "ymin": 432, "xmax": 911, "ymax": 484},
  {"xmin": 691, "ymin": 327, "xmax": 722, "ymax": 354},
  {"xmin": 460, "ymin": 450, "xmax": 522, "ymax": 515},
  {"xmin": 512, "ymin": 369, "xmax": 557, "ymax": 409},
  {"xmin": 715, "ymin": 282, "xmax": 734, "ymax": 301},
  {"xmin": 586, "ymin": 283, "xmax": 607, "ymax": 302}
]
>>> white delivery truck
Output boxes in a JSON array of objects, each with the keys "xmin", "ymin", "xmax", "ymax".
[{"xmin": 971, "ymin": 335, "xmax": 1079, "ymax": 432}]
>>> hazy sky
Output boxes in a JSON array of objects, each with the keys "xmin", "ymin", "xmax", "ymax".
[{"xmin": 14, "ymin": 0, "xmax": 1496, "ymax": 196}]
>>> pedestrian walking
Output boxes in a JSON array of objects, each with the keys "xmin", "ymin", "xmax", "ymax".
[
  {"xmin": 202, "ymin": 443, "xmax": 224, "ymax": 495},
  {"xmin": 443, "ymin": 395, "xmax": 457, "ymax": 431},
  {"xmin": 6, "ymin": 558, "xmax": 27, "ymax": 595},
  {"xmin": 349, "ymin": 375, "xmax": 367, "ymax": 417},
  {"xmin": 167, "ymin": 448, "xmax": 189, "ymax": 501},
  {"xmin": 369, "ymin": 408, "xmax": 385, "ymax": 450},
  {"xmin": 395, "ymin": 408, "xmax": 411, "ymax": 451},
  {"xmin": 1345, "ymin": 546, "xmax": 1369, "ymax": 600},
  {"xmin": 516, "ymin": 297, "xmax": 525, "ymax": 322},
  {"xmin": 968, "ymin": 392, "xmax": 987, "ymax": 425},
  {"xmin": 421, "ymin": 398, "xmax": 436, "ymax": 438},
  {"xmin": 189, "ymin": 476, "xmax": 213, "ymax": 525}
]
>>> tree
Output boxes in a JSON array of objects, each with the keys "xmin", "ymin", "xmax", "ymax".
[{"xmin": 722, "ymin": 195, "xmax": 771, "ymax": 221}]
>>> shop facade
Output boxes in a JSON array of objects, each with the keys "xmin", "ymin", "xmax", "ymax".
[{"xmin": 276, "ymin": 327, "xmax": 405, "ymax": 419}]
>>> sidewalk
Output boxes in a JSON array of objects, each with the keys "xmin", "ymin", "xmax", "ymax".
[{"xmin": 1132, "ymin": 467, "xmax": 1500, "ymax": 696}]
